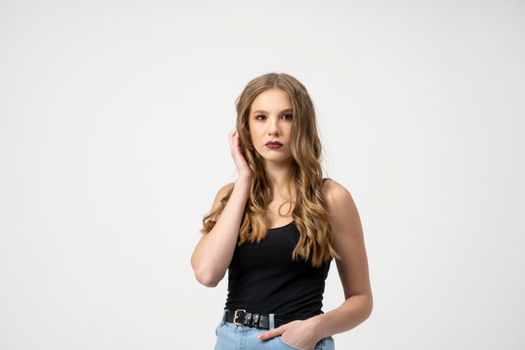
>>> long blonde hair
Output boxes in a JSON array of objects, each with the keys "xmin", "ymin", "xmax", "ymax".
[{"xmin": 200, "ymin": 72, "xmax": 341, "ymax": 268}]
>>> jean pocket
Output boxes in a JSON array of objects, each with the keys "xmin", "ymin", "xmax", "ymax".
[
  {"xmin": 277, "ymin": 336, "xmax": 308, "ymax": 350},
  {"xmin": 318, "ymin": 336, "xmax": 334, "ymax": 350}
]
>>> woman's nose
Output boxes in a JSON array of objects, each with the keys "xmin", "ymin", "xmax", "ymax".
[
  {"xmin": 268, "ymin": 118, "xmax": 280, "ymax": 135},
  {"xmin": 268, "ymin": 126, "xmax": 280, "ymax": 136}
]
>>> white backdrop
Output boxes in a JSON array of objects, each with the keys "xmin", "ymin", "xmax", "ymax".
[{"xmin": 1, "ymin": 0, "xmax": 524, "ymax": 349}]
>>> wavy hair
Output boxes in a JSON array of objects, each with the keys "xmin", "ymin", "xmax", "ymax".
[{"xmin": 200, "ymin": 72, "xmax": 341, "ymax": 268}]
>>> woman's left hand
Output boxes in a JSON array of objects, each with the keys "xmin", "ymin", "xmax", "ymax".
[{"xmin": 257, "ymin": 319, "xmax": 321, "ymax": 350}]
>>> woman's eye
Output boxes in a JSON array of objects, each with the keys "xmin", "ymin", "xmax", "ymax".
[{"xmin": 255, "ymin": 114, "xmax": 293, "ymax": 120}]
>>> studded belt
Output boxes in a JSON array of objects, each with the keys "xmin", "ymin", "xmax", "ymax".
[{"xmin": 222, "ymin": 308, "xmax": 320, "ymax": 329}]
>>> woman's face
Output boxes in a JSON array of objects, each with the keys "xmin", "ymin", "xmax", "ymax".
[{"xmin": 248, "ymin": 88, "xmax": 294, "ymax": 164}]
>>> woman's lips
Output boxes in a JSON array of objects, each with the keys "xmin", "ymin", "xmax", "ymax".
[{"xmin": 265, "ymin": 142, "xmax": 283, "ymax": 149}]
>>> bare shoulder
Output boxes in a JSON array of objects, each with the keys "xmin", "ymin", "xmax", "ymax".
[
  {"xmin": 322, "ymin": 178, "xmax": 356, "ymax": 209},
  {"xmin": 209, "ymin": 181, "xmax": 235, "ymax": 212},
  {"xmin": 322, "ymin": 178, "xmax": 371, "ymax": 303},
  {"xmin": 321, "ymin": 178, "xmax": 361, "ymax": 228},
  {"xmin": 219, "ymin": 181, "xmax": 235, "ymax": 195}
]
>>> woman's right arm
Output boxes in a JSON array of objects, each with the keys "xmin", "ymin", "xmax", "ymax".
[{"xmin": 190, "ymin": 175, "xmax": 251, "ymax": 287}]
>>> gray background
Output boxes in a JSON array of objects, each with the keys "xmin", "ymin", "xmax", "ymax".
[{"xmin": 1, "ymin": 0, "xmax": 524, "ymax": 349}]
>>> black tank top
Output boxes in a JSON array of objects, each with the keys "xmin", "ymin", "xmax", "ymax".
[{"xmin": 224, "ymin": 220, "xmax": 332, "ymax": 315}]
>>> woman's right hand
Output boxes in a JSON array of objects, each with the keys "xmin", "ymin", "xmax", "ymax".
[{"xmin": 229, "ymin": 128, "xmax": 253, "ymax": 180}]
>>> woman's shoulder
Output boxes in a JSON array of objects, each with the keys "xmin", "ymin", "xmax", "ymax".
[
  {"xmin": 208, "ymin": 182, "xmax": 236, "ymax": 212},
  {"xmin": 219, "ymin": 181, "xmax": 236, "ymax": 193},
  {"xmin": 322, "ymin": 178, "xmax": 356, "ymax": 209},
  {"xmin": 322, "ymin": 177, "xmax": 346, "ymax": 194},
  {"xmin": 216, "ymin": 181, "xmax": 235, "ymax": 200}
]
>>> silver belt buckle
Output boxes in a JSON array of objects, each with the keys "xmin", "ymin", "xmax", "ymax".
[{"xmin": 233, "ymin": 309, "xmax": 246, "ymax": 326}]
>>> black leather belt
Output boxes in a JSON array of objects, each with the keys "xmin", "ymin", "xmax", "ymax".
[{"xmin": 222, "ymin": 308, "xmax": 320, "ymax": 329}]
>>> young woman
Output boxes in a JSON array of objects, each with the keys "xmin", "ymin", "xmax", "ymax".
[{"xmin": 191, "ymin": 72, "xmax": 373, "ymax": 350}]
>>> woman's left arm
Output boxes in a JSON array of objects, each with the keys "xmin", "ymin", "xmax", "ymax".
[
  {"xmin": 310, "ymin": 180, "xmax": 373, "ymax": 339},
  {"xmin": 257, "ymin": 180, "xmax": 373, "ymax": 346}
]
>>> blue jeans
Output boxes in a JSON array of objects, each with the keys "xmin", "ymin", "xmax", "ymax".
[{"xmin": 214, "ymin": 310, "xmax": 335, "ymax": 350}]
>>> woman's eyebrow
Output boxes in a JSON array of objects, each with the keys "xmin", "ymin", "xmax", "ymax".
[{"xmin": 252, "ymin": 108, "xmax": 293, "ymax": 114}]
